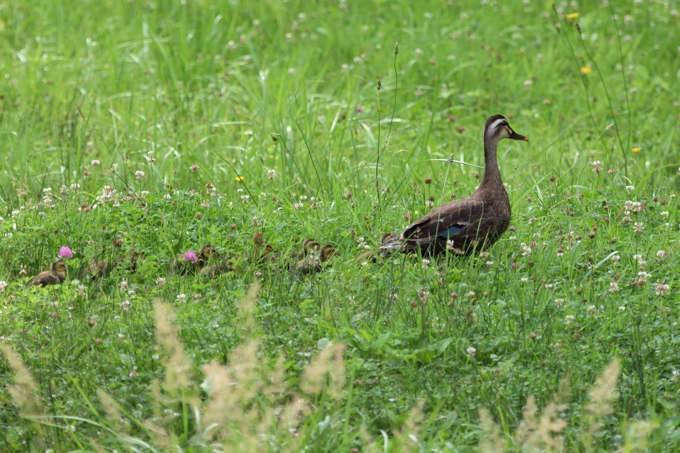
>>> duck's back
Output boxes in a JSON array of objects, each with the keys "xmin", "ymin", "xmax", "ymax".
[{"xmin": 385, "ymin": 190, "xmax": 510, "ymax": 255}]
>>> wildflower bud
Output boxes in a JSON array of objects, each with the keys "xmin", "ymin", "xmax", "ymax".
[
  {"xmin": 394, "ymin": 42, "xmax": 399, "ymax": 55},
  {"xmin": 377, "ymin": 80, "xmax": 382, "ymax": 90}
]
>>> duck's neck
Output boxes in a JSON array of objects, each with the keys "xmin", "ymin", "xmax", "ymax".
[{"xmin": 479, "ymin": 135, "xmax": 502, "ymax": 192}]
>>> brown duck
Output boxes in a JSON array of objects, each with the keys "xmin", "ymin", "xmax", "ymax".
[
  {"xmin": 30, "ymin": 261, "xmax": 67, "ymax": 286},
  {"xmin": 382, "ymin": 114, "xmax": 528, "ymax": 255}
]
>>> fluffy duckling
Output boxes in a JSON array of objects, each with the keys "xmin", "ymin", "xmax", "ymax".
[
  {"xmin": 85, "ymin": 260, "xmax": 115, "ymax": 279},
  {"xmin": 320, "ymin": 244, "xmax": 337, "ymax": 263},
  {"xmin": 297, "ymin": 238, "xmax": 321, "ymax": 258},
  {"xmin": 128, "ymin": 250, "xmax": 146, "ymax": 274},
  {"xmin": 355, "ymin": 233, "xmax": 394, "ymax": 264},
  {"xmin": 252, "ymin": 232, "xmax": 278, "ymax": 264},
  {"xmin": 31, "ymin": 261, "xmax": 67, "ymax": 287},
  {"xmin": 199, "ymin": 257, "xmax": 239, "ymax": 278},
  {"xmin": 294, "ymin": 244, "xmax": 337, "ymax": 274},
  {"xmin": 285, "ymin": 238, "xmax": 320, "ymax": 266},
  {"xmin": 198, "ymin": 244, "xmax": 219, "ymax": 267}
]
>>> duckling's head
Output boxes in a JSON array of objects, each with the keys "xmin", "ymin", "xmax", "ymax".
[
  {"xmin": 380, "ymin": 233, "xmax": 394, "ymax": 244},
  {"xmin": 302, "ymin": 238, "xmax": 321, "ymax": 254},
  {"xmin": 200, "ymin": 244, "xmax": 218, "ymax": 260},
  {"xmin": 319, "ymin": 245, "xmax": 337, "ymax": 262},
  {"xmin": 53, "ymin": 261, "xmax": 67, "ymax": 275},
  {"xmin": 485, "ymin": 114, "xmax": 528, "ymax": 142}
]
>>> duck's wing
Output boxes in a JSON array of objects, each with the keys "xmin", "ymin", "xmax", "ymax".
[{"xmin": 383, "ymin": 199, "xmax": 501, "ymax": 254}]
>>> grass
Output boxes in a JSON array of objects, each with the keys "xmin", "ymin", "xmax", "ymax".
[{"xmin": 0, "ymin": 0, "xmax": 679, "ymax": 451}]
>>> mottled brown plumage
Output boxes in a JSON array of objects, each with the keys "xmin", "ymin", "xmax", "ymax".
[
  {"xmin": 31, "ymin": 261, "xmax": 67, "ymax": 287},
  {"xmin": 382, "ymin": 114, "xmax": 528, "ymax": 256}
]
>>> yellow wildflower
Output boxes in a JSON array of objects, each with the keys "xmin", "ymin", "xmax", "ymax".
[
  {"xmin": 632, "ymin": 147, "xmax": 641, "ymax": 154},
  {"xmin": 566, "ymin": 13, "xmax": 579, "ymax": 20},
  {"xmin": 580, "ymin": 66, "xmax": 592, "ymax": 75},
  {"xmin": 235, "ymin": 176, "xmax": 245, "ymax": 182}
]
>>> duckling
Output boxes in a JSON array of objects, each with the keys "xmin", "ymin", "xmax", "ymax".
[
  {"xmin": 382, "ymin": 114, "xmax": 528, "ymax": 256},
  {"xmin": 299, "ymin": 238, "xmax": 321, "ymax": 257},
  {"xmin": 320, "ymin": 244, "xmax": 337, "ymax": 263},
  {"xmin": 198, "ymin": 244, "xmax": 219, "ymax": 267},
  {"xmin": 355, "ymin": 233, "xmax": 394, "ymax": 264},
  {"xmin": 381, "ymin": 233, "xmax": 395, "ymax": 244},
  {"xmin": 285, "ymin": 237, "xmax": 319, "ymax": 262},
  {"xmin": 199, "ymin": 256, "xmax": 239, "ymax": 278},
  {"xmin": 85, "ymin": 259, "xmax": 115, "ymax": 279},
  {"xmin": 294, "ymin": 244, "xmax": 337, "ymax": 274},
  {"xmin": 128, "ymin": 250, "xmax": 146, "ymax": 273},
  {"xmin": 258, "ymin": 244, "xmax": 279, "ymax": 264},
  {"xmin": 251, "ymin": 232, "xmax": 278, "ymax": 264},
  {"xmin": 30, "ymin": 261, "xmax": 67, "ymax": 287}
]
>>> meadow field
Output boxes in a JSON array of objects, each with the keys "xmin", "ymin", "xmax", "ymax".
[{"xmin": 0, "ymin": 0, "xmax": 679, "ymax": 451}]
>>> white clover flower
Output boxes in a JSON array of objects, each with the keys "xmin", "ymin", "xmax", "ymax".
[{"xmin": 655, "ymin": 283, "xmax": 670, "ymax": 296}]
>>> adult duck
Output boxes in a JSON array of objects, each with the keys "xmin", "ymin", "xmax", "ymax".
[{"xmin": 382, "ymin": 114, "xmax": 528, "ymax": 256}]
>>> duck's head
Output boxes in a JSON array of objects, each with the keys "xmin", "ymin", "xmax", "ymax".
[
  {"xmin": 52, "ymin": 261, "xmax": 67, "ymax": 274},
  {"xmin": 485, "ymin": 114, "xmax": 528, "ymax": 142},
  {"xmin": 319, "ymin": 245, "xmax": 337, "ymax": 262},
  {"xmin": 302, "ymin": 238, "xmax": 321, "ymax": 254}
]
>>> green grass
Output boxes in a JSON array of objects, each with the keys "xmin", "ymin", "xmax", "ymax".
[{"xmin": 1, "ymin": 0, "xmax": 679, "ymax": 451}]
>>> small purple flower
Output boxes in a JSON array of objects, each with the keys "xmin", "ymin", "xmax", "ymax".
[
  {"xmin": 58, "ymin": 246, "xmax": 73, "ymax": 259},
  {"xmin": 182, "ymin": 250, "xmax": 198, "ymax": 263}
]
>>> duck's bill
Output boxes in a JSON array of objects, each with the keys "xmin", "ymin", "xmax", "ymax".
[{"xmin": 510, "ymin": 131, "xmax": 529, "ymax": 141}]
